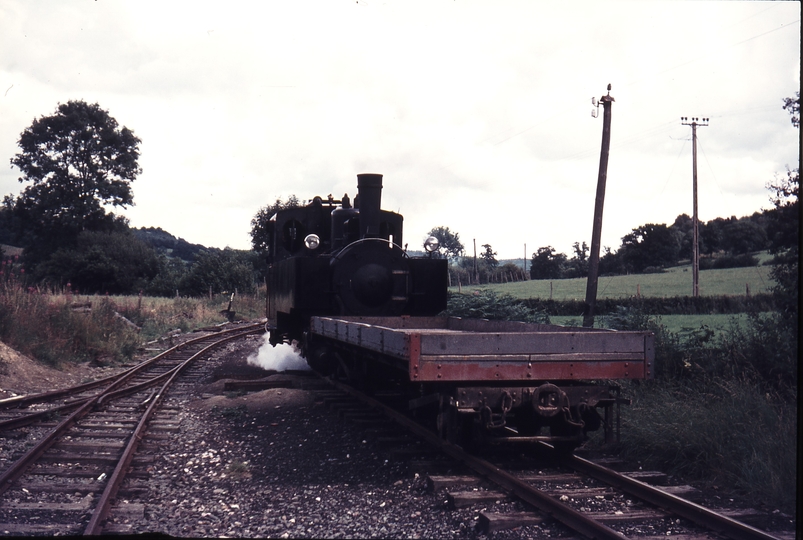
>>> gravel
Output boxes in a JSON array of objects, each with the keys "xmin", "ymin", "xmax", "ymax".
[{"xmin": 120, "ymin": 339, "xmax": 574, "ymax": 539}]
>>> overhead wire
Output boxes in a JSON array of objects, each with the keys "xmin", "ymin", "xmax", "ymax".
[
  {"xmin": 696, "ymin": 136, "xmax": 731, "ymax": 217},
  {"xmin": 649, "ymin": 137, "xmax": 689, "ymax": 212}
]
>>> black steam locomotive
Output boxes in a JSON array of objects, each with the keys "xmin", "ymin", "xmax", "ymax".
[{"xmin": 265, "ymin": 173, "xmax": 448, "ymax": 360}]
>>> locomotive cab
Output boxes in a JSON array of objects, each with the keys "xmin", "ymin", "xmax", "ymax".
[{"xmin": 266, "ymin": 174, "xmax": 448, "ymax": 345}]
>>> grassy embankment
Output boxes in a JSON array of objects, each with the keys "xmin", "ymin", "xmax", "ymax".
[{"xmin": 0, "ymin": 269, "xmax": 264, "ymax": 368}]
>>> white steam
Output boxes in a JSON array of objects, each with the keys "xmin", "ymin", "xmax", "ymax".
[{"xmin": 247, "ymin": 334, "xmax": 310, "ymax": 372}]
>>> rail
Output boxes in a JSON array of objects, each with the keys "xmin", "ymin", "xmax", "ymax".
[
  {"xmin": 322, "ymin": 375, "xmax": 785, "ymax": 540},
  {"xmin": 0, "ymin": 323, "xmax": 263, "ymax": 535},
  {"xmin": 323, "ymin": 376, "xmax": 627, "ymax": 539},
  {"xmin": 561, "ymin": 451, "xmax": 783, "ymax": 540}
]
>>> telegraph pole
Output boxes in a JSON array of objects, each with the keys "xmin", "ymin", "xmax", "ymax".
[
  {"xmin": 473, "ymin": 238, "xmax": 478, "ymax": 284},
  {"xmin": 524, "ymin": 244, "xmax": 527, "ymax": 276},
  {"xmin": 681, "ymin": 116, "xmax": 709, "ymax": 297},
  {"xmin": 583, "ymin": 84, "xmax": 614, "ymax": 328}
]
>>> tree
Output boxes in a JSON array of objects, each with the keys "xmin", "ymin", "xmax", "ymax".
[
  {"xmin": 565, "ymin": 241, "xmax": 589, "ymax": 278},
  {"xmin": 426, "ymin": 226, "xmax": 465, "ymax": 262},
  {"xmin": 145, "ymin": 255, "xmax": 189, "ymax": 297},
  {"xmin": 39, "ymin": 230, "xmax": 159, "ymax": 294},
  {"xmin": 529, "ymin": 246, "xmax": 567, "ymax": 280},
  {"xmin": 598, "ymin": 246, "xmax": 624, "ymax": 275},
  {"xmin": 619, "ymin": 223, "xmax": 681, "ymax": 273},
  {"xmin": 719, "ymin": 219, "xmax": 768, "ymax": 255},
  {"xmin": 765, "ymin": 93, "xmax": 799, "ymax": 337},
  {"xmin": 6, "ymin": 100, "xmax": 141, "ymax": 263},
  {"xmin": 782, "ymin": 92, "xmax": 799, "ymax": 129},
  {"xmin": 179, "ymin": 248, "xmax": 256, "ymax": 296},
  {"xmin": 670, "ymin": 214, "xmax": 695, "ymax": 259},
  {"xmin": 250, "ymin": 195, "xmax": 300, "ymax": 253},
  {"xmin": 480, "ymin": 244, "xmax": 498, "ymax": 270},
  {"xmin": 700, "ymin": 217, "xmax": 726, "ymax": 255}
]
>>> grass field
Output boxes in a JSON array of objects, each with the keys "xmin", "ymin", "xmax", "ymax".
[
  {"xmin": 453, "ymin": 262, "xmax": 775, "ymax": 300},
  {"xmin": 551, "ymin": 313, "xmax": 756, "ymax": 334}
]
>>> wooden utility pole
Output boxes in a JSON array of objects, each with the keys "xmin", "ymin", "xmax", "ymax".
[
  {"xmin": 583, "ymin": 84, "xmax": 614, "ymax": 328},
  {"xmin": 681, "ymin": 116, "xmax": 709, "ymax": 297},
  {"xmin": 473, "ymin": 238, "xmax": 478, "ymax": 284}
]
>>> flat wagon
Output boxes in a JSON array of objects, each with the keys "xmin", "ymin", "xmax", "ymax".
[{"xmin": 308, "ymin": 315, "xmax": 654, "ymax": 448}]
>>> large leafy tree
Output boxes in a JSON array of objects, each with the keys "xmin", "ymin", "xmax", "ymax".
[
  {"xmin": 529, "ymin": 246, "xmax": 567, "ymax": 280},
  {"xmin": 719, "ymin": 219, "xmax": 768, "ymax": 255},
  {"xmin": 6, "ymin": 100, "xmax": 141, "ymax": 264},
  {"xmin": 619, "ymin": 223, "xmax": 681, "ymax": 273}
]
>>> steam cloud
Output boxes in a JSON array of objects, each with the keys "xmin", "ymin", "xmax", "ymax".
[{"xmin": 247, "ymin": 334, "xmax": 310, "ymax": 372}]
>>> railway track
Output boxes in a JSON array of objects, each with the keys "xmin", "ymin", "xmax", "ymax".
[
  {"xmin": 0, "ymin": 322, "xmax": 263, "ymax": 536},
  {"xmin": 320, "ymin": 375, "xmax": 790, "ymax": 540},
  {"xmin": 0, "ymin": 331, "xmax": 792, "ymax": 538}
]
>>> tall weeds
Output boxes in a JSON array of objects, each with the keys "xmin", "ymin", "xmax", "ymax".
[
  {"xmin": 1, "ymin": 259, "xmax": 265, "ymax": 367},
  {"xmin": 601, "ymin": 306, "xmax": 797, "ymax": 515},
  {"xmin": 617, "ymin": 379, "xmax": 796, "ymax": 513},
  {"xmin": 0, "ymin": 281, "xmax": 140, "ymax": 366}
]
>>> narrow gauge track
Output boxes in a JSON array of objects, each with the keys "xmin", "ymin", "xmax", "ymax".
[
  {"xmin": 0, "ymin": 322, "xmax": 263, "ymax": 536},
  {"xmin": 321, "ymin": 375, "xmax": 786, "ymax": 540}
]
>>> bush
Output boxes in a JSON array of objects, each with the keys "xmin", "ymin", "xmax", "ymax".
[
  {"xmin": 445, "ymin": 289, "xmax": 549, "ymax": 323},
  {"xmin": 35, "ymin": 230, "xmax": 159, "ymax": 295},
  {"xmin": 699, "ymin": 253, "xmax": 759, "ymax": 270}
]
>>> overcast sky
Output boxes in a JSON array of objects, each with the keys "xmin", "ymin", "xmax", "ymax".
[{"xmin": 1, "ymin": 1, "xmax": 799, "ymax": 260}]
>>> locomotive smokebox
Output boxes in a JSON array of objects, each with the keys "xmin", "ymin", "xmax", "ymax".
[{"xmin": 357, "ymin": 173, "xmax": 383, "ymax": 239}]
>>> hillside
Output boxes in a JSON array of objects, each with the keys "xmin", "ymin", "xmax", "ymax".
[{"xmin": 132, "ymin": 227, "xmax": 208, "ymax": 263}]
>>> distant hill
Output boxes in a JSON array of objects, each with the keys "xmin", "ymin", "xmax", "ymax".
[{"xmin": 132, "ymin": 227, "xmax": 208, "ymax": 263}]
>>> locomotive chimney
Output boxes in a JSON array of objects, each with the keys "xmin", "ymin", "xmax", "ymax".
[{"xmin": 356, "ymin": 173, "xmax": 383, "ymax": 239}]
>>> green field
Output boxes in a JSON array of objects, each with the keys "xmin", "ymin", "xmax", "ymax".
[
  {"xmin": 453, "ymin": 262, "xmax": 775, "ymax": 300},
  {"xmin": 551, "ymin": 313, "xmax": 755, "ymax": 334}
]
